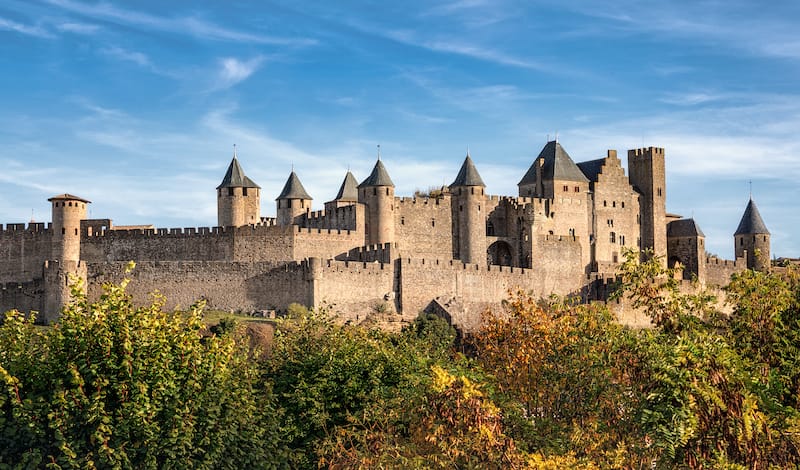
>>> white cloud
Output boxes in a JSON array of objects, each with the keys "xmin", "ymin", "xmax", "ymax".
[
  {"xmin": 45, "ymin": 0, "xmax": 316, "ymax": 46},
  {"xmin": 218, "ymin": 56, "xmax": 265, "ymax": 88},
  {"xmin": 101, "ymin": 46, "xmax": 152, "ymax": 68},
  {"xmin": 55, "ymin": 21, "xmax": 100, "ymax": 34},
  {"xmin": 0, "ymin": 16, "xmax": 53, "ymax": 38}
]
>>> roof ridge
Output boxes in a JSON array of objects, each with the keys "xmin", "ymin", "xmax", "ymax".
[{"xmin": 276, "ymin": 171, "xmax": 312, "ymax": 200}]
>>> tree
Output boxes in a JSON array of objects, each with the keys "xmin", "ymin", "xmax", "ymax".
[{"xmin": 0, "ymin": 268, "xmax": 287, "ymax": 469}]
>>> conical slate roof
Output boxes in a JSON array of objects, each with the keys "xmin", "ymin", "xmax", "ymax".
[
  {"xmin": 734, "ymin": 198, "xmax": 769, "ymax": 235},
  {"xmin": 667, "ymin": 218, "xmax": 705, "ymax": 238},
  {"xmin": 358, "ymin": 160, "xmax": 394, "ymax": 188},
  {"xmin": 334, "ymin": 171, "xmax": 359, "ymax": 201},
  {"xmin": 449, "ymin": 154, "xmax": 486, "ymax": 188},
  {"xmin": 519, "ymin": 140, "xmax": 589, "ymax": 185},
  {"xmin": 217, "ymin": 156, "xmax": 260, "ymax": 189},
  {"xmin": 276, "ymin": 171, "xmax": 312, "ymax": 200}
]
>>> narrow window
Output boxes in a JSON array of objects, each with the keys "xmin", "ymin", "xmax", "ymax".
[
  {"xmin": 243, "ymin": 187, "xmax": 248, "ymax": 196},
  {"xmin": 620, "ymin": 235, "xmax": 625, "ymax": 246},
  {"xmin": 574, "ymin": 186, "xmax": 579, "ymax": 192},
  {"xmin": 657, "ymin": 188, "xmax": 662, "ymax": 197},
  {"xmin": 373, "ymin": 188, "xmax": 377, "ymax": 196},
  {"xmin": 400, "ymin": 217, "xmax": 405, "ymax": 225},
  {"xmin": 386, "ymin": 188, "xmax": 389, "ymax": 196},
  {"xmin": 612, "ymin": 201, "xmax": 616, "ymax": 208},
  {"xmin": 228, "ymin": 187, "xmax": 234, "ymax": 196},
  {"xmin": 431, "ymin": 218, "xmax": 435, "ymax": 227},
  {"xmin": 74, "ymin": 228, "xmax": 78, "ymax": 235},
  {"xmin": 563, "ymin": 185, "xmax": 569, "ymax": 192},
  {"xmin": 61, "ymin": 228, "xmax": 65, "ymax": 235},
  {"xmin": 610, "ymin": 232, "xmax": 616, "ymax": 243},
  {"xmin": 621, "ymin": 201, "xmax": 625, "ymax": 208},
  {"xmin": 603, "ymin": 200, "xmax": 607, "ymax": 207}
]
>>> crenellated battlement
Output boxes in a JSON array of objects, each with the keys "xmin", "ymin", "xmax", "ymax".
[
  {"xmin": 0, "ymin": 222, "xmax": 50, "ymax": 236},
  {"xmin": 295, "ymin": 226, "xmax": 355, "ymax": 236},
  {"xmin": 399, "ymin": 257, "xmax": 529, "ymax": 276},
  {"xmin": 705, "ymin": 255, "xmax": 744, "ymax": 268},
  {"xmin": 319, "ymin": 258, "xmax": 390, "ymax": 274},
  {"xmin": 397, "ymin": 196, "xmax": 445, "ymax": 206},
  {"xmin": 344, "ymin": 242, "xmax": 395, "ymax": 263},
  {"xmin": 86, "ymin": 225, "xmax": 231, "ymax": 238}
]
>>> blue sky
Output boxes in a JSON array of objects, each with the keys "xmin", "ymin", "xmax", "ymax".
[{"xmin": 1, "ymin": 0, "xmax": 798, "ymax": 259}]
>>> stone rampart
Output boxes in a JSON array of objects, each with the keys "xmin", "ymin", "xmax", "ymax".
[
  {"xmin": 292, "ymin": 226, "xmax": 363, "ymax": 260},
  {"xmin": 395, "ymin": 197, "xmax": 453, "ymax": 259},
  {"xmin": 313, "ymin": 258, "xmax": 396, "ymax": 323},
  {"xmin": 0, "ymin": 223, "xmax": 52, "ymax": 283},
  {"xmin": 705, "ymin": 255, "xmax": 746, "ymax": 287},
  {"xmin": 0, "ymin": 277, "xmax": 43, "ymax": 318},
  {"xmin": 341, "ymin": 243, "xmax": 395, "ymax": 263},
  {"xmin": 81, "ymin": 226, "xmax": 235, "ymax": 262},
  {"xmin": 86, "ymin": 260, "xmax": 311, "ymax": 314}
]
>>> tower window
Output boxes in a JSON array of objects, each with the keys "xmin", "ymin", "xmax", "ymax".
[
  {"xmin": 657, "ymin": 188, "xmax": 662, "ymax": 197},
  {"xmin": 373, "ymin": 188, "xmax": 377, "ymax": 196},
  {"xmin": 228, "ymin": 187, "xmax": 234, "ymax": 196},
  {"xmin": 612, "ymin": 201, "xmax": 616, "ymax": 208},
  {"xmin": 610, "ymin": 232, "xmax": 616, "ymax": 243},
  {"xmin": 603, "ymin": 200, "xmax": 607, "ymax": 207},
  {"xmin": 574, "ymin": 186, "xmax": 579, "ymax": 192},
  {"xmin": 563, "ymin": 185, "xmax": 569, "ymax": 192},
  {"xmin": 61, "ymin": 228, "xmax": 65, "ymax": 235},
  {"xmin": 431, "ymin": 218, "xmax": 435, "ymax": 227},
  {"xmin": 401, "ymin": 217, "xmax": 405, "ymax": 225},
  {"xmin": 620, "ymin": 235, "xmax": 625, "ymax": 246},
  {"xmin": 243, "ymin": 187, "xmax": 248, "ymax": 196},
  {"xmin": 621, "ymin": 201, "xmax": 625, "ymax": 208},
  {"xmin": 607, "ymin": 219, "xmax": 613, "ymax": 227}
]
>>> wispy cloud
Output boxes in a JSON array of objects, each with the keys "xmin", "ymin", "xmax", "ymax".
[
  {"xmin": 0, "ymin": 16, "xmax": 53, "ymax": 38},
  {"xmin": 55, "ymin": 21, "xmax": 99, "ymax": 34},
  {"xmin": 45, "ymin": 0, "xmax": 316, "ymax": 46},
  {"xmin": 101, "ymin": 46, "xmax": 152, "ymax": 68},
  {"xmin": 217, "ymin": 56, "xmax": 265, "ymax": 89},
  {"xmin": 659, "ymin": 92, "xmax": 721, "ymax": 106}
]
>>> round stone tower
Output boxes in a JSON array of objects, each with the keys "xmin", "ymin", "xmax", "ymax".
[
  {"xmin": 44, "ymin": 194, "xmax": 90, "ymax": 324},
  {"xmin": 48, "ymin": 193, "xmax": 89, "ymax": 262},
  {"xmin": 276, "ymin": 171, "xmax": 313, "ymax": 226},
  {"xmin": 450, "ymin": 152, "xmax": 487, "ymax": 264},
  {"xmin": 734, "ymin": 197, "xmax": 770, "ymax": 271},
  {"xmin": 217, "ymin": 149, "xmax": 261, "ymax": 227},
  {"xmin": 358, "ymin": 159, "xmax": 395, "ymax": 246}
]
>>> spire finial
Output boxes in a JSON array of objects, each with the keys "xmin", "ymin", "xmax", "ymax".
[
  {"xmin": 555, "ymin": 131, "xmax": 559, "ymax": 143},
  {"xmin": 377, "ymin": 144, "xmax": 381, "ymax": 161},
  {"xmin": 233, "ymin": 143, "xmax": 237, "ymax": 158},
  {"xmin": 749, "ymin": 180, "xmax": 753, "ymax": 199},
  {"xmin": 291, "ymin": 162, "xmax": 294, "ymax": 172}
]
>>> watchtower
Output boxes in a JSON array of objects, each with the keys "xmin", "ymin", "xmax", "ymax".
[
  {"xmin": 358, "ymin": 159, "xmax": 395, "ymax": 245},
  {"xmin": 628, "ymin": 147, "xmax": 667, "ymax": 262},
  {"xmin": 216, "ymin": 150, "xmax": 261, "ymax": 227},
  {"xmin": 44, "ymin": 193, "xmax": 90, "ymax": 324},
  {"xmin": 276, "ymin": 171, "xmax": 312, "ymax": 226},
  {"xmin": 734, "ymin": 198, "xmax": 770, "ymax": 271},
  {"xmin": 450, "ymin": 153, "xmax": 487, "ymax": 264}
]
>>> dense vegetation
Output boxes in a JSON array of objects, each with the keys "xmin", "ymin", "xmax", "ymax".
[{"xmin": 2, "ymin": 254, "xmax": 800, "ymax": 468}]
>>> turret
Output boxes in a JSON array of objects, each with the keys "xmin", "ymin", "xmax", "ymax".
[
  {"xmin": 358, "ymin": 159, "xmax": 395, "ymax": 245},
  {"xmin": 276, "ymin": 171, "xmax": 312, "ymax": 226},
  {"xmin": 48, "ymin": 193, "xmax": 89, "ymax": 262},
  {"xmin": 325, "ymin": 171, "xmax": 359, "ymax": 210},
  {"xmin": 734, "ymin": 198, "xmax": 770, "ymax": 271},
  {"xmin": 44, "ymin": 193, "xmax": 90, "ymax": 324},
  {"xmin": 518, "ymin": 140, "xmax": 589, "ymax": 198},
  {"xmin": 450, "ymin": 153, "xmax": 487, "ymax": 264},
  {"xmin": 628, "ymin": 147, "xmax": 667, "ymax": 262},
  {"xmin": 216, "ymin": 150, "xmax": 261, "ymax": 227},
  {"xmin": 666, "ymin": 218, "xmax": 706, "ymax": 283}
]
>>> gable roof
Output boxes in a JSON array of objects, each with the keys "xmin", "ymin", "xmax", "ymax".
[
  {"xmin": 217, "ymin": 156, "xmax": 260, "ymax": 189},
  {"xmin": 358, "ymin": 160, "xmax": 394, "ymax": 188},
  {"xmin": 276, "ymin": 171, "xmax": 312, "ymax": 200},
  {"xmin": 576, "ymin": 158, "xmax": 605, "ymax": 183},
  {"xmin": 734, "ymin": 198, "xmax": 770, "ymax": 235},
  {"xmin": 334, "ymin": 171, "xmax": 359, "ymax": 201},
  {"xmin": 48, "ymin": 193, "xmax": 91, "ymax": 204},
  {"xmin": 667, "ymin": 218, "xmax": 705, "ymax": 238},
  {"xmin": 449, "ymin": 154, "xmax": 486, "ymax": 187},
  {"xmin": 519, "ymin": 140, "xmax": 589, "ymax": 186}
]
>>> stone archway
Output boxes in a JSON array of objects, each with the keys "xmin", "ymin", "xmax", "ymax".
[{"xmin": 487, "ymin": 241, "xmax": 513, "ymax": 266}]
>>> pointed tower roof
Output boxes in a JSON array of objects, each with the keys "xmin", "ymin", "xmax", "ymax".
[
  {"xmin": 276, "ymin": 171, "xmax": 312, "ymax": 200},
  {"xmin": 734, "ymin": 198, "xmax": 769, "ymax": 235},
  {"xmin": 358, "ymin": 160, "xmax": 395, "ymax": 188},
  {"xmin": 217, "ymin": 156, "xmax": 260, "ymax": 189},
  {"xmin": 334, "ymin": 171, "xmax": 359, "ymax": 202},
  {"xmin": 519, "ymin": 140, "xmax": 589, "ymax": 185},
  {"xmin": 449, "ymin": 153, "xmax": 486, "ymax": 188}
]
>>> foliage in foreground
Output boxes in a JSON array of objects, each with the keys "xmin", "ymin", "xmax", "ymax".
[
  {"xmin": 0, "ymin": 268, "xmax": 287, "ymax": 469},
  {"xmin": 3, "ymin": 252, "xmax": 800, "ymax": 469}
]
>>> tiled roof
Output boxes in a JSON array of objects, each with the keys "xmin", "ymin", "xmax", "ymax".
[
  {"xmin": 734, "ymin": 198, "xmax": 769, "ymax": 235},
  {"xmin": 276, "ymin": 171, "xmax": 312, "ymax": 200},
  {"xmin": 48, "ymin": 193, "xmax": 91, "ymax": 203},
  {"xmin": 334, "ymin": 171, "xmax": 359, "ymax": 201},
  {"xmin": 576, "ymin": 158, "xmax": 605, "ymax": 183},
  {"xmin": 217, "ymin": 156, "xmax": 260, "ymax": 189},
  {"xmin": 519, "ymin": 140, "xmax": 589, "ymax": 185},
  {"xmin": 667, "ymin": 218, "xmax": 705, "ymax": 238},
  {"xmin": 358, "ymin": 160, "xmax": 394, "ymax": 188},
  {"xmin": 450, "ymin": 154, "xmax": 486, "ymax": 187}
]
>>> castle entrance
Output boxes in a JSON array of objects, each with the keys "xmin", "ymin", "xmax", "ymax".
[{"xmin": 487, "ymin": 241, "xmax": 513, "ymax": 266}]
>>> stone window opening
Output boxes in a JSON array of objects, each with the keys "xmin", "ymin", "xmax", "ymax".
[
  {"xmin": 61, "ymin": 228, "xmax": 65, "ymax": 235},
  {"xmin": 487, "ymin": 221, "xmax": 495, "ymax": 236},
  {"xmin": 431, "ymin": 218, "xmax": 435, "ymax": 227},
  {"xmin": 607, "ymin": 219, "xmax": 613, "ymax": 227},
  {"xmin": 610, "ymin": 231, "xmax": 616, "ymax": 243},
  {"xmin": 243, "ymin": 187, "xmax": 248, "ymax": 196},
  {"xmin": 228, "ymin": 188, "xmax": 234, "ymax": 196},
  {"xmin": 400, "ymin": 217, "xmax": 405, "ymax": 225},
  {"xmin": 563, "ymin": 185, "xmax": 569, "ymax": 192},
  {"xmin": 603, "ymin": 200, "xmax": 607, "ymax": 207},
  {"xmin": 620, "ymin": 235, "xmax": 625, "ymax": 246},
  {"xmin": 574, "ymin": 186, "xmax": 579, "ymax": 192},
  {"xmin": 373, "ymin": 188, "xmax": 377, "ymax": 196},
  {"xmin": 386, "ymin": 188, "xmax": 389, "ymax": 196},
  {"xmin": 621, "ymin": 201, "xmax": 625, "ymax": 208},
  {"xmin": 657, "ymin": 188, "xmax": 662, "ymax": 197}
]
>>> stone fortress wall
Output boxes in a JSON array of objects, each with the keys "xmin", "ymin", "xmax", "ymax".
[{"xmin": 0, "ymin": 140, "xmax": 772, "ymax": 332}]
